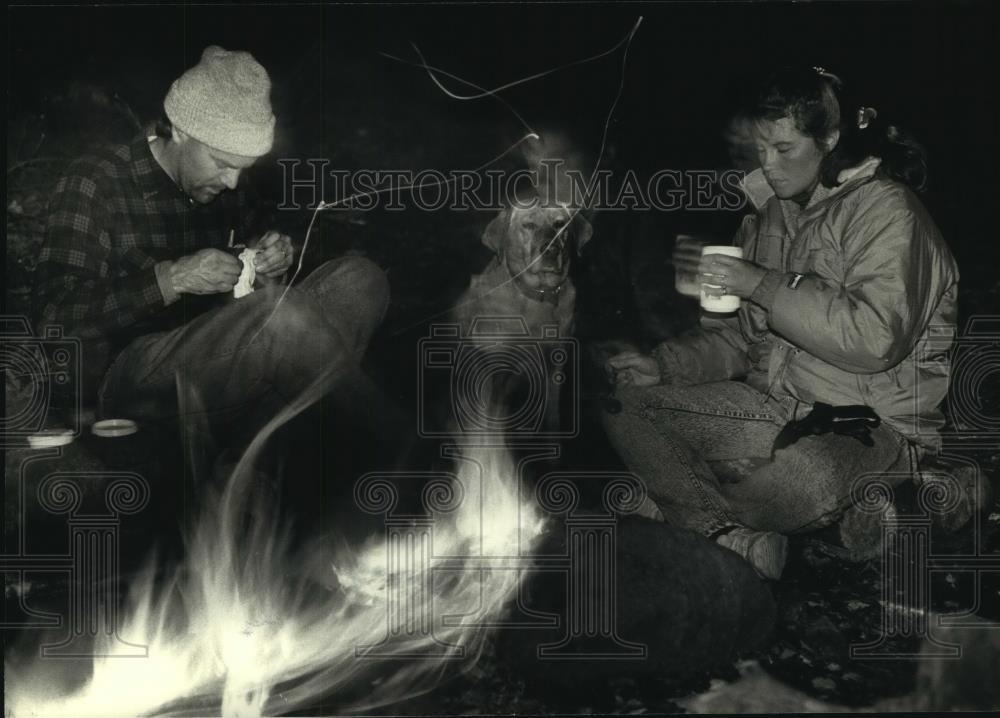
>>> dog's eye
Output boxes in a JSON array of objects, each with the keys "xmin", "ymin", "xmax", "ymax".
[{"xmin": 523, "ymin": 222, "xmax": 538, "ymax": 231}]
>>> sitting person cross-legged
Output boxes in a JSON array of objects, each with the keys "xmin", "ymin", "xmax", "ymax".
[
  {"xmin": 33, "ymin": 46, "xmax": 389, "ymax": 448},
  {"xmin": 602, "ymin": 66, "xmax": 959, "ymax": 579}
]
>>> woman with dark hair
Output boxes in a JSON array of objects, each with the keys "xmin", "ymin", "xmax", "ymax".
[{"xmin": 602, "ymin": 66, "xmax": 959, "ymax": 579}]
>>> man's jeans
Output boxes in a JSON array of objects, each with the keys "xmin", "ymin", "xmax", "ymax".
[
  {"xmin": 98, "ymin": 257, "xmax": 389, "ymax": 442},
  {"xmin": 602, "ymin": 380, "xmax": 914, "ymax": 536}
]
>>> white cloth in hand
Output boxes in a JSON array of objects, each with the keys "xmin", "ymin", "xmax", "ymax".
[{"xmin": 234, "ymin": 248, "xmax": 258, "ymax": 299}]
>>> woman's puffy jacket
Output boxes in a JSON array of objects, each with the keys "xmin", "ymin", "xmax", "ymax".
[{"xmin": 654, "ymin": 162, "xmax": 959, "ymax": 450}]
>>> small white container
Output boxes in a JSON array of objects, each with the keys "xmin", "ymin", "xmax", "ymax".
[
  {"xmin": 92, "ymin": 419, "xmax": 138, "ymax": 438},
  {"xmin": 27, "ymin": 429, "xmax": 75, "ymax": 449},
  {"xmin": 700, "ymin": 245, "xmax": 744, "ymax": 313}
]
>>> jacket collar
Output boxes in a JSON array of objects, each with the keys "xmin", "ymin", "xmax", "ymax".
[
  {"xmin": 739, "ymin": 157, "xmax": 883, "ymax": 213},
  {"xmin": 129, "ymin": 134, "xmax": 190, "ymax": 202}
]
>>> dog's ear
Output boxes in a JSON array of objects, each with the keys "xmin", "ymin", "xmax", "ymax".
[
  {"xmin": 573, "ymin": 213, "xmax": 594, "ymax": 255},
  {"xmin": 482, "ymin": 209, "xmax": 510, "ymax": 254}
]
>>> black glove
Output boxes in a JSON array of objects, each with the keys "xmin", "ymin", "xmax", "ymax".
[{"xmin": 771, "ymin": 402, "xmax": 880, "ymax": 459}]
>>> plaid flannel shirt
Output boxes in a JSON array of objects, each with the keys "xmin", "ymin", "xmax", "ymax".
[{"xmin": 34, "ymin": 134, "xmax": 263, "ymax": 396}]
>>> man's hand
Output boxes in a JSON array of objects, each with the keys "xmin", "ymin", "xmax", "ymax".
[
  {"xmin": 606, "ymin": 351, "xmax": 661, "ymax": 387},
  {"xmin": 252, "ymin": 230, "xmax": 294, "ymax": 279},
  {"xmin": 699, "ymin": 253, "xmax": 767, "ymax": 299},
  {"xmin": 169, "ymin": 249, "xmax": 242, "ymax": 295}
]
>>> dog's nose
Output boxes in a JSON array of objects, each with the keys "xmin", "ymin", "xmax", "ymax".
[{"xmin": 542, "ymin": 237, "xmax": 563, "ymax": 255}]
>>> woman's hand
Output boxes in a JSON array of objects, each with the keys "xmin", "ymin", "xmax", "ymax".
[
  {"xmin": 672, "ymin": 238, "xmax": 703, "ymax": 276},
  {"xmin": 699, "ymin": 253, "xmax": 767, "ymax": 299},
  {"xmin": 605, "ymin": 351, "xmax": 661, "ymax": 387}
]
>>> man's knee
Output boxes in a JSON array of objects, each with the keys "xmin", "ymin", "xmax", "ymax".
[
  {"xmin": 302, "ymin": 256, "xmax": 389, "ymax": 351},
  {"xmin": 348, "ymin": 255, "xmax": 390, "ymax": 305},
  {"xmin": 249, "ymin": 285, "xmax": 336, "ymax": 349},
  {"xmin": 312, "ymin": 256, "xmax": 389, "ymax": 318}
]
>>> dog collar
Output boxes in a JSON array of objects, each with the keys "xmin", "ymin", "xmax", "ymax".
[{"xmin": 514, "ymin": 276, "xmax": 566, "ymax": 306}]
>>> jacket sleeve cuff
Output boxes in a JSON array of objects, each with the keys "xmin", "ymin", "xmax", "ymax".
[
  {"xmin": 749, "ymin": 269, "xmax": 785, "ymax": 311},
  {"xmin": 154, "ymin": 260, "xmax": 181, "ymax": 306},
  {"xmin": 651, "ymin": 342, "xmax": 697, "ymax": 386}
]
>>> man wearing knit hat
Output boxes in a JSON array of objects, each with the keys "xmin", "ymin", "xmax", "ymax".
[{"xmin": 34, "ymin": 46, "xmax": 389, "ymax": 446}]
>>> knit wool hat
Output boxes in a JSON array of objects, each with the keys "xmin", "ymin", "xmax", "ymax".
[{"xmin": 164, "ymin": 46, "xmax": 275, "ymax": 157}]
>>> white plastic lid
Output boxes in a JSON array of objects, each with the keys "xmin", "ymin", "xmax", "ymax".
[
  {"xmin": 92, "ymin": 419, "xmax": 139, "ymax": 438},
  {"xmin": 27, "ymin": 429, "xmax": 75, "ymax": 449}
]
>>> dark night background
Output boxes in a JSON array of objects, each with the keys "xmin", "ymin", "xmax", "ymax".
[
  {"xmin": 8, "ymin": 0, "xmax": 1000, "ymax": 339},
  {"xmin": 9, "ymin": 0, "xmax": 1000, "ymax": 394},
  {"xmin": 9, "ymin": 1, "xmax": 1000, "ymax": 300},
  {"xmin": 5, "ymin": 1, "xmax": 1000, "ymax": 715}
]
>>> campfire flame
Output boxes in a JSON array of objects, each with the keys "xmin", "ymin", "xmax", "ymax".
[{"xmin": 9, "ymin": 374, "xmax": 545, "ymax": 717}]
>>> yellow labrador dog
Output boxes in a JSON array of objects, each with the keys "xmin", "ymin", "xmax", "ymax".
[
  {"xmin": 452, "ymin": 203, "xmax": 593, "ymax": 433},
  {"xmin": 458, "ymin": 204, "xmax": 592, "ymax": 333}
]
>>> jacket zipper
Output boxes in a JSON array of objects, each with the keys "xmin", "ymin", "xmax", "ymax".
[{"xmin": 765, "ymin": 225, "xmax": 794, "ymax": 403}]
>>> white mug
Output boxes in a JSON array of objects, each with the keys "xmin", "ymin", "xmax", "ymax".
[{"xmin": 700, "ymin": 245, "xmax": 744, "ymax": 313}]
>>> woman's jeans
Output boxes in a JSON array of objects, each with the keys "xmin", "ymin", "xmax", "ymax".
[
  {"xmin": 98, "ymin": 257, "xmax": 389, "ymax": 441},
  {"xmin": 601, "ymin": 380, "xmax": 915, "ymax": 536}
]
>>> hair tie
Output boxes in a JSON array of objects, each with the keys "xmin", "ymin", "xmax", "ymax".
[
  {"xmin": 857, "ymin": 106, "xmax": 879, "ymax": 129},
  {"xmin": 812, "ymin": 66, "xmax": 844, "ymax": 88}
]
